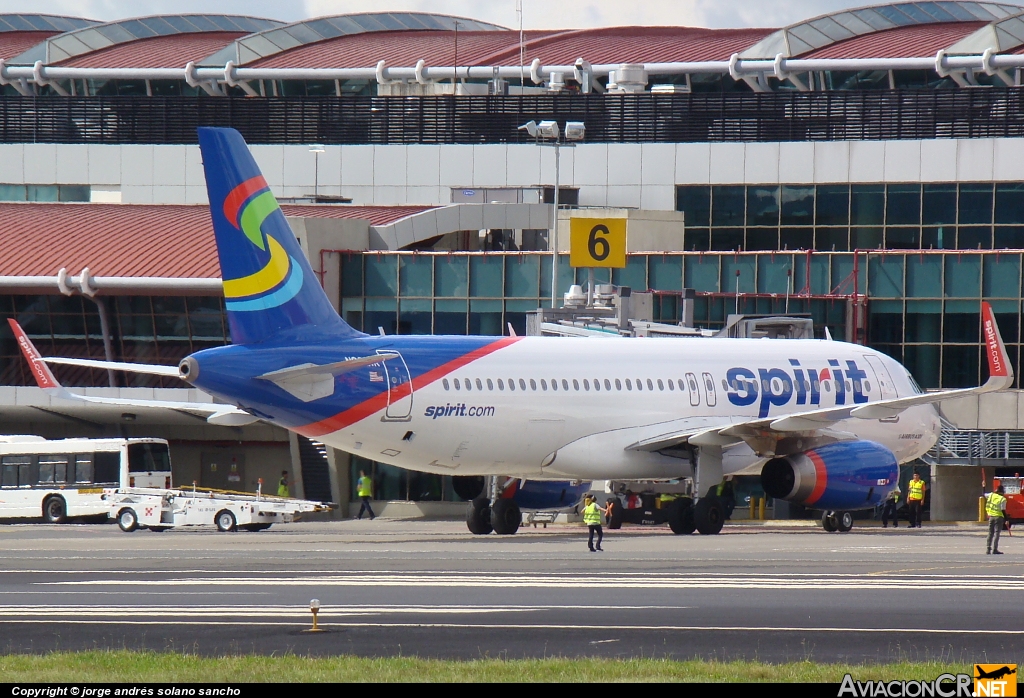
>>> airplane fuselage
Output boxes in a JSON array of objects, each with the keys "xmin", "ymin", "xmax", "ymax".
[{"xmin": 187, "ymin": 335, "xmax": 940, "ymax": 481}]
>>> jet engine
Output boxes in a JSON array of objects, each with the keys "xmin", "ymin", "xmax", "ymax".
[{"xmin": 760, "ymin": 440, "xmax": 898, "ymax": 511}]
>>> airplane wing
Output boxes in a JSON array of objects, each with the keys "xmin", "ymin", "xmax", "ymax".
[
  {"xmin": 7, "ymin": 319, "xmax": 258, "ymax": 426},
  {"xmin": 629, "ymin": 301, "xmax": 1013, "ymax": 455}
]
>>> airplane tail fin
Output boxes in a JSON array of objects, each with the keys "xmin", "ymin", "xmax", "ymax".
[{"xmin": 197, "ymin": 127, "xmax": 364, "ymax": 345}]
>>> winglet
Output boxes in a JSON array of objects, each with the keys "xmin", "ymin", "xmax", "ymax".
[
  {"xmin": 982, "ymin": 301, "xmax": 1014, "ymax": 390},
  {"xmin": 7, "ymin": 318, "xmax": 62, "ymax": 391}
]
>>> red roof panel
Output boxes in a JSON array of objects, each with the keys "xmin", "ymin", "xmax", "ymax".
[
  {"xmin": 0, "ymin": 31, "xmax": 55, "ymax": 61},
  {"xmin": 0, "ymin": 203, "xmax": 436, "ymax": 277},
  {"xmin": 248, "ymin": 26, "xmax": 774, "ymax": 69},
  {"xmin": 800, "ymin": 21, "xmax": 986, "ymax": 59},
  {"xmin": 59, "ymin": 32, "xmax": 244, "ymax": 69}
]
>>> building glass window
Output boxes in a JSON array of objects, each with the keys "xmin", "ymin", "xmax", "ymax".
[
  {"xmin": 780, "ymin": 186, "xmax": 814, "ymax": 226},
  {"xmin": 676, "ymin": 186, "xmax": 710, "ymax": 227},
  {"xmin": 712, "ymin": 186, "xmax": 745, "ymax": 227},
  {"xmin": 996, "ymin": 183, "xmax": 1024, "ymax": 225},
  {"xmin": 816, "ymin": 185, "xmax": 850, "ymax": 226},
  {"xmin": 851, "ymin": 185, "xmax": 884, "ymax": 226},
  {"xmin": 959, "ymin": 184, "xmax": 994, "ymax": 225},
  {"xmin": 746, "ymin": 186, "xmax": 780, "ymax": 226},
  {"xmin": 885, "ymin": 184, "xmax": 921, "ymax": 226},
  {"xmin": 922, "ymin": 184, "xmax": 957, "ymax": 225}
]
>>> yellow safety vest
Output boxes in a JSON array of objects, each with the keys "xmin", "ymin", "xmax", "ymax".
[
  {"xmin": 907, "ymin": 480, "xmax": 925, "ymax": 501},
  {"xmin": 986, "ymin": 492, "xmax": 1007, "ymax": 519},
  {"xmin": 277, "ymin": 479, "xmax": 289, "ymax": 497},
  {"xmin": 357, "ymin": 476, "xmax": 372, "ymax": 498},
  {"xmin": 583, "ymin": 502, "xmax": 602, "ymax": 525}
]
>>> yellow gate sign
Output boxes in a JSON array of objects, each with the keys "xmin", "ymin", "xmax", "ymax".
[{"xmin": 569, "ymin": 218, "xmax": 627, "ymax": 268}]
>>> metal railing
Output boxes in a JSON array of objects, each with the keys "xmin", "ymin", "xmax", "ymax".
[
  {"xmin": 929, "ymin": 427, "xmax": 1024, "ymax": 465},
  {"xmin": 2, "ymin": 89, "xmax": 1024, "ymax": 145}
]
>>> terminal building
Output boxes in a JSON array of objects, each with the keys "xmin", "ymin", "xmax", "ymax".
[{"xmin": 3, "ymin": 3, "xmax": 1024, "ymax": 519}]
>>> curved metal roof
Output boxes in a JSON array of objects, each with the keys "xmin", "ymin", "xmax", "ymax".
[
  {"xmin": 9, "ymin": 14, "xmax": 281, "ymax": 66},
  {"xmin": 946, "ymin": 9, "xmax": 1024, "ymax": 52},
  {"xmin": 0, "ymin": 14, "xmax": 95, "ymax": 33},
  {"xmin": 740, "ymin": 1, "xmax": 1024, "ymax": 58},
  {"xmin": 199, "ymin": 12, "xmax": 507, "ymax": 67}
]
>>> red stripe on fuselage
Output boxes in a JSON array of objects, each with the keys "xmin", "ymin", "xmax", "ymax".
[
  {"xmin": 804, "ymin": 450, "xmax": 828, "ymax": 506},
  {"xmin": 223, "ymin": 175, "xmax": 269, "ymax": 227},
  {"xmin": 295, "ymin": 336, "xmax": 522, "ymax": 438}
]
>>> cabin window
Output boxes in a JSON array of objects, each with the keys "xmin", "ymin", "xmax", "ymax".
[
  {"xmin": 722, "ymin": 379, "xmax": 729, "ymax": 391},
  {"xmin": 464, "ymin": 379, "xmax": 472, "ymax": 391},
  {"xmin": 498, "ymin": 379, "xmax": 505, "ymax": 391},
  {"xmin": 583, "ymin": 379, "xmax": 590, "ymax": 391},
  {"xmin": 648, "ymin": 379, "xmax": 656, "ymax": 391},
  {"xmin": 476, "ymin": 378, "xmax": 484, "ymax": 391},
  {"xmin": 442, "ymin": 379, "xmax": 450, "ymax": 391},
  {"xmin": 668, "ymin": 380, "xmax": 675, "ymax": 391},
  {"xmin": 625, "ymin": 379, "xmax": 633, "ymax": 390},
  {"xmin": 864, "ymin": 380, "xmax": 871, "ymax": 392},
  {"xmin": 562, "ymin": 379, "xmax": 570, "ymax": 391},
  {"xmin": 846, "ymin": 380, "xmax": 852, "ymax": 392},
  {"xmin": 636, "ymin": 379, "xmax": 643, "ymax": 391},
  {"xmin": 530, "ymin": 379, "xmax": 537, "ymax": 391},
  {"xmin": 521, "ymin": 379, "xmax": 529, "ymax": 390},
  {"xmin": 705, "ymin": 377, "xmax": 714, "ymax": 392},
  {"xmin": 573, "ymin": 379, "xmax": 580, "ymax": 391},
  {"xmin": 614, "ymin": 379, "xmax": 621, "ymax": 390},
  {"xmin": 823, "ymin": 381, "xmax": 831, "ymax": 392}
]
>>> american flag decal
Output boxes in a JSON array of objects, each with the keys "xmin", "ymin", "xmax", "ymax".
[{"xmin": 369, "ymin": 371, "xmax": 384, "ymax": 382}]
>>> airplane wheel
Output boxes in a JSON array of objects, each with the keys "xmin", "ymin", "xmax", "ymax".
[
  {"xmin": 607, "ymin": 501, "xmax": 624, "ymax": 530},
  {"xmin": 822, "ymin": 511, "xmax": 838, "ymax": 532},
  {"xmin": 669, "ymin": 502, "xmax": 696, "ymax": 535},
  {"xmin": 693, "ymin": 497, "xmax": 725, "ymax": 535},
  {"xmin": 491, "ymin": 499, "xmax": 521, "ymax": 536},
  {"xmin": 466, "ymin": 498, "xmax": 493, "ymax": 535},
  {"xmin": 836, "ymin": 511, "xmax": 854, "ymax": 533},
  {"xmin": 215, "ymin": 510, "xmax": 236, "ymax": 532},
  {"xmin": 117, "ymin": 508, "xmax": 139, "ymax": 533}
]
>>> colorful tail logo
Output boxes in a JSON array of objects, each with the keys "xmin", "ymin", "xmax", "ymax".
[{"xmin": 220, "ymin": 175, "xmax": 304, "ymax": 312}]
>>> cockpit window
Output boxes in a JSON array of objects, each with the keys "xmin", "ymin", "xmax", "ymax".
[{"xmin": 907, "ymin": 372, "xmax": 924, "ymax": 395}]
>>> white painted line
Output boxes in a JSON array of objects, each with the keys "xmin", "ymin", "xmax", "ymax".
[{"xmin": 0, "ymin": 619, "xmax": 1016, "ymax": 635}]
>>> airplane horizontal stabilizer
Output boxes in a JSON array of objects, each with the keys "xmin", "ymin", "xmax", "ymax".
[
  {"xmin": 256, "ymin": 354, "xmax": 395, "ymax": 403},
  {"xmin": 8, "ymin": 319, "xmax": 257, "ymax": 425}
]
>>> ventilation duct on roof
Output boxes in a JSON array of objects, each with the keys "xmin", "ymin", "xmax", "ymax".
[{"xmin": 607, "ymin": 64, "xmax": 647, "ymax": 93}]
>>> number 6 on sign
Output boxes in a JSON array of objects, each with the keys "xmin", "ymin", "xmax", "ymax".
[{"xmin": 569, "ymin": 219, "xmax": 627, "ymax": 268}]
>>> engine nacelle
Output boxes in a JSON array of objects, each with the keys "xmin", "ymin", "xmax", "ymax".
[{"xmin": 761, "ymin": 440, "xmax": 898, "ymax": 511}]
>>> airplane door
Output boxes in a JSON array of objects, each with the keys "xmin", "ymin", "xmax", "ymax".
[
  {"xmin": 702, "ymin": 372, "xmax": 717, "ymax": 407},
  {"xmin": 863, "ymin": 355, "xmax": 898, "ymax": 400},
  {"xmin": 685, "ymin": 372, "xmax": 701, "ymax": 406},
  {"xmin": 377, "ymin": 350, "xmax": 413, "ymax": 421}
]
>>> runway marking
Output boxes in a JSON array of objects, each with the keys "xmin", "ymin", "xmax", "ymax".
[
  {"xmin": 0, "ymin": 618, "xmax": 1020, "ymax": 635},
  {"xmin": 36, "ymin": 571, "xmax": 1024, "ymax": 591}
]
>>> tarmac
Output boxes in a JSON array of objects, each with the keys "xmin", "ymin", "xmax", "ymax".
[{"xmin": 1, "ymin": 517, "xmax": 1021, "ymax": 662}]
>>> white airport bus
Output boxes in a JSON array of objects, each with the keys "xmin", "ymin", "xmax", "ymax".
[{"xmin": 0, "ymin": 436, "xmax": 172, "ymax": 523}]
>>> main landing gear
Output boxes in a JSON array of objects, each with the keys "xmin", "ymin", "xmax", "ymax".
[
  {"xmin": 821, "ymin": 510, "xmax": 854, "ymax": 533},
  {"xmin": 464, "ymin": 477, "xmax": 522, "ymax": 536}
]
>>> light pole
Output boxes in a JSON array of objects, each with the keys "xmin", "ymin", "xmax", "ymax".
[
  {"xmin": 310, "ymin": 145, "xmax": 325, "ymax": 201},
  {"xmin": 519, "ymin": 120, "xmax": 585, "ymax": 308}
]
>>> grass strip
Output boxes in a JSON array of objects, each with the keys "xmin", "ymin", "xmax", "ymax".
[{"xmin": 0, "ymin": 651, "xmax": 973, "ymax": 683}]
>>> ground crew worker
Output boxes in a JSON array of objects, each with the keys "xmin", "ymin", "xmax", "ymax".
[
  {"xmin": 582, "ymin": 495, "xmax": 610, "ymax": 552},
  {"xmin": 906, "ymin": 472, "xmax": 926, "ymax": 528},
  {"xmin": 881, "ymin": 483, "xmax": 901, "ymax": 528},
  {"xmin": 277, "ymin": 470, "xmax": 289, "ymax": 498},
  {"xmin": 985, "ymin": 483, "xmax": 1007, "ymax": 555},
  {"xmin": 356, "ymin": 470, "xmax": 375, "ymax": 520}
]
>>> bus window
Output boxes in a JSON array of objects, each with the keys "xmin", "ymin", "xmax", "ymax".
[
  {"xmin": 128, "ymin": 443, "xmax": 171, "ymax": 473},
  {"xmin": 38, "ymin": 455, "xmax": 68, "ymax": 485},
  {"xmin": 73, "ymin": 455, "xmax": 93, "ymax": 484},
  {"xmin": 93, "ymin": 452, "xmax": 120, "ymax": 485},
  {"xmin": 2, "ymin": 456, "xmax": 34, "ymax": 487}
]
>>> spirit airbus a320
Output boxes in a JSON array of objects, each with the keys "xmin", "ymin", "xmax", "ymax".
[{"xmin": 10, "ymin": 127, "xmax": 1014, "ymax": 536}]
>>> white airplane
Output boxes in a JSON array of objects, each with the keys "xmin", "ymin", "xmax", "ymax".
[{"xmin": 9, "ymin": 127, "xmax": 1014, "ymax": 536}]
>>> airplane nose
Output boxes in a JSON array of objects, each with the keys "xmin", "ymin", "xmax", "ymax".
[{"xmin": 179, "ymin": 356, "xmax": 199, "ymax": 383}]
